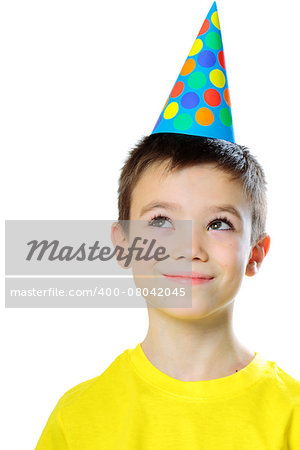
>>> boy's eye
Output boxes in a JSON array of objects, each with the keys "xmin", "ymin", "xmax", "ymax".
[
  {"xmin": 208, "ymin": 218, "xmax": 233, "ymax": 231},
  {"xmin": 148, "ymin": 215, "xmax": 173, "ymax": 228}
]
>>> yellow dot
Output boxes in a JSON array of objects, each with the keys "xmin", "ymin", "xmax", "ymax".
[
  {"xmin": 189, "ymin": 38, "xmax": 203, "ymax": 56},
  {"xmin": 163, "ymin": 102, "xmax": 179, "ymax": 119},
  {"xmin": 211, "ymin": 11, "xmax": 220, "ymax": 30},
  {"xmin": 209, "ymin": 69, "xmax": 225, "ymax": 88}
]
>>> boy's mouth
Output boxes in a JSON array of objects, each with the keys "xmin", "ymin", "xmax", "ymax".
[{"xmin": 162, "ymin": 272, "xmax": 214, "ymax": 285}]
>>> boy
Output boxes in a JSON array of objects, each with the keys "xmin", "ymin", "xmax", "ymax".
[{"xmin": 36, "ymin": 2, "xmax": 300, "ymax": 448}]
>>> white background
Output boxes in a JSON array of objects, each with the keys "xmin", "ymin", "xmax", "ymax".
[{"xmin": 1, "ymin": 0, "xmax": 299, "ymax": 448}]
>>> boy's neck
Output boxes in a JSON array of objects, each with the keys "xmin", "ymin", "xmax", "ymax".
[{"xmin": 140, "ymin": 303, "xmax": 255, "ymax": 382}]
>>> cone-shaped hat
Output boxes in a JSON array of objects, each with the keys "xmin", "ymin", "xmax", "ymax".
[{"xmin": 151, "ymin": 1, "xmax": 234, "ymax": 143}]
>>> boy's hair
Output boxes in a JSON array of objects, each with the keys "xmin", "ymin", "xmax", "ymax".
[{"xmin": 118, "ymin": 133, "xmax": 268, "ymax": 247}]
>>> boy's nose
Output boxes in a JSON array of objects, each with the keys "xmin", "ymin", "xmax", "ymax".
[{"xmin": 172, "ymin": 226, "xmax": 209, "ymax": 262}]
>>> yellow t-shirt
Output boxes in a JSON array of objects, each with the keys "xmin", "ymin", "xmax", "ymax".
[{"xmin": 36, "ymin": 343, "xmax": 300, "ymax": 449}]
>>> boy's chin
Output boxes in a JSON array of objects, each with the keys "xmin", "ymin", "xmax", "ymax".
[{"xmin": 145, "ymin": 297, "xmax": 227, "ymax": 321}]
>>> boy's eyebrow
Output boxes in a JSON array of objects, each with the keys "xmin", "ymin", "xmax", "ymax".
[
  {"xmin": 139, "ymin": 201, "xmax": 243, "ymax": 222},
  {"xmin": 139, "ymin": 201, "xmax": 181, "ymax": 217}
]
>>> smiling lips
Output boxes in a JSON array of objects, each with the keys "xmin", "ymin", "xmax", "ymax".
[{"xmin": 162, "ymin": 272, "xmax": 214, "ymax": 285}]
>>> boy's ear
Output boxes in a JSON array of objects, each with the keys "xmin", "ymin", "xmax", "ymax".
[
  {"xmin": 245, "ymin": 234, "xmax": 271, "ymax": 277},
  {"xmin": 110, "ymin": 221, "xmax": 131, "ymax": 269}
]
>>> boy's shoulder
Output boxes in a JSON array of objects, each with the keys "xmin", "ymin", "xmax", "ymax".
[
  {"xmin": 271, "ymin": 361, "xmax": 300, "ymax": 404},
  {"xmin": 57, "ymin": 348, "xmax": 130, "ymax": 410},
  {"xmin": 55, "ymin": 348, "xmax": 300, "ymax": 411}
]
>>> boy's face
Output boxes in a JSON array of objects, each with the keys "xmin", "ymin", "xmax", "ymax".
[
  {"xmin": 113, "ymin": 160, "xmax": 269, "ymax": 319},
  {"xmin": 112, "ymin": 162, "xmax": 270, "ymax": 319}
]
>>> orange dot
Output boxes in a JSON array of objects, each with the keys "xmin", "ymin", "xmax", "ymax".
[
  {"xmin": 162, "ymin": 97, "xmax": 169, "ymax": 111},
  {"xmin": 180, "ymin": 58, "xmax": 196, "ymax": 76},
  {"xmin": 198, "ymin": 19, "xmax": 210, "ymax": 36},
  {"xmin": 195, "ymin": 107, "xmax": 214, "ymax": 126},
  {"xmin": 223, "ymin": 88, "xmax": 231, "ymax": 106}
]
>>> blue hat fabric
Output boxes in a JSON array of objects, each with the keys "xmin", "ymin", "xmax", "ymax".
[{"xmin": 151, "ymin": 1, "xmax": 235, "ymax": 143}]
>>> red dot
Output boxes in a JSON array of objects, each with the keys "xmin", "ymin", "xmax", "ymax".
[
  {"xmin": 218, "ymin": 51, "xmax": 226, "ymax": 69},
  {"xmin": 204, "ymin": 89, "xmax": 221, "ymax": 107},
  {"xmin": 198, "ymin": 19, "xmax": 210, "ymax": 36},
  {"xmin": 171, "ymin": 81, "xmax": 184, "ymax": 98}
]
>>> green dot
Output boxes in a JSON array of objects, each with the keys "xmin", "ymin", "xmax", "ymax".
[
  {"xmin": 188, "ymin": 72, "xmax": 207, "ymax": 89},
  {"xmin": 205, "ymin": 32, "xmax": 222, "ymax": 50},
  {"xmin": 220, "ymin": 108, "xmax": 232, "ymax": 127},
  {"xmin": 173, "ymin": 113, "xmax": 193, "ymax": 131}
]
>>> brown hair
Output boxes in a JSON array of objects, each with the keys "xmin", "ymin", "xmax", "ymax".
[{"xmin": 118, "ymin": 133, "xmax": 268, "ymax": 247}]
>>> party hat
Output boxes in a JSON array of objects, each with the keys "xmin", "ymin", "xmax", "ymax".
[{"xmin": 151, "ymin": 1, "xmax": 234, "ymax": 143}]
